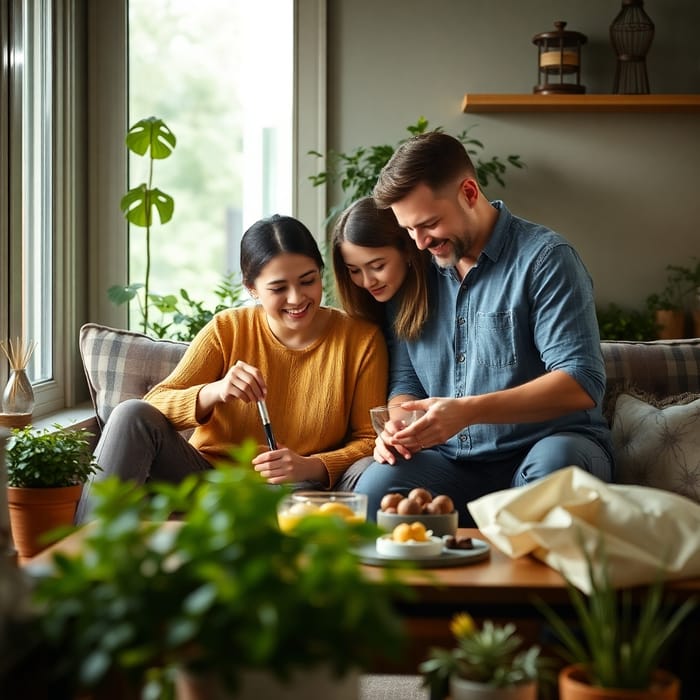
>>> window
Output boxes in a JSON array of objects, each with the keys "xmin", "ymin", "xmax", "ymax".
[
  {"xmin": 1, "ymin": 0, "xmax": 78, "ymax": 417},
  {"xmin": 126, "ymin": 0, "xmax": 294, "ymax": 326},
  {"xmin": 1, "ymin": 0, "xmax": 325, "ymax": 418}
]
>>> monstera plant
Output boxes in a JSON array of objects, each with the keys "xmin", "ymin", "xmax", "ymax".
[{"xmin": 108, "ymin": 116, "xmax": 177, "ymax": 334}]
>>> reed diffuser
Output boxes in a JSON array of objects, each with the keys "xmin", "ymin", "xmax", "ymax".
[{"xmin": 1, "ymin": 337, "xmax": 37, "ymax": 426}]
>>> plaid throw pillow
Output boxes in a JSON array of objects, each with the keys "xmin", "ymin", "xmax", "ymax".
[
  {"xmin": 601, "ymin": 338, "xmax": 700, "ymax": 416},
  {"xmin": 79, "ymin": 323, "xmax": 188, "ymax": 429}
]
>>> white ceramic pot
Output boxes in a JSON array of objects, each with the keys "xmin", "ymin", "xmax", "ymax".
[
  {"xmin": 449, "ymin": 676, "xmax": 538, "ymax": 700},
  {"xmin": 176, "ymin": 667, "xmax": 359, "ymax": 700}
]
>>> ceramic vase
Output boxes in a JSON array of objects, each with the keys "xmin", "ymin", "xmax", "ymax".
[
  {"xmin": 1, "ymin": 368, "xmax": 35, "ymax": 414},
  {"xmin": 558, "ymin": 664, "xmax": 680, "ymax": 700},
  {"xmin": 449, "ymin": 676, "xmax": 537, "ymax": 700}
]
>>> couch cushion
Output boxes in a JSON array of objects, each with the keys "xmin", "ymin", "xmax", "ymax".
[
  {"xmin": 79, "ymin": 323, "xmax": 188, "ymax": 429},
  {"xmin": 602, "ymin": 338, "xmax": 700, "ymax": 399},
  {"xmin": 611, "ymin": 390, "xmax": 700, "ymax": 503}
]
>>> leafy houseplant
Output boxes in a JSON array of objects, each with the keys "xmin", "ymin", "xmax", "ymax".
[
  {"xmin": 5, "ymin": 425, "xmax": 100, "ymax": 559},
  {"xmin": 596, "ymin": 303, "xmax": 656, "ymax": 341},
  {"xmin": 31, "ymin": 441, "xmax": 409, "ymax": 699},
  {"xmin": 148, "ymin": 272, "xmax": 248, "ymax": 341},
  {"xmin": 108, "ymin": 116, "xmax": 177, "ymax": 335},
  {"xmin": 309, "ymin": 117, "xmax": 524, "ymax": 225},
  {"xmin": 645, "ymin": 258, "xmax": 700, "ymax": 339},
  {"xmin": 420, "ymin": 612, "xmax": 544, "ymax": 700},
  {"xmin": 536, "ymin": 537, "xmax": 697, "ymax": 699}
]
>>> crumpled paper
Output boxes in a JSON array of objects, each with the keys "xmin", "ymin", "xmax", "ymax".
[{"xmin": 467, "ymin": 466, "xmax": 700, "ymax": 592}]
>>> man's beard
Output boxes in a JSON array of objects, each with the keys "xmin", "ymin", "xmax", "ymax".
[{"xmin": 432, "ymin": 235, "xmax": 466, "ymax": 268}]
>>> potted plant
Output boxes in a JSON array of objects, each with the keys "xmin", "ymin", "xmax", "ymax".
[
  {"xmin": 674, "ymin": 256, "xmax": 700, "ymax": 336},
  {"xmin": 419, "ymin": 612, "xmax": 545, "ymax": 700},
  {"xmin": 596, "ymin": 303, "xmax": 656, "ymax": 341},
  {"xmin": 30, "ymin": 440, "xmax": 409, "ymax": 699},
  {"xmin": 536, "ymin": 537, "xmax": 697, "ymax": 700},
  {"xmin": 309, "ymin": 117, "xmax": 524, "ymax": 225},
  {"xmin": 5, "ymin": 424, "xmax": 100, "ymax": 560},
  {"xmin": 645, "ymin": 260, "xmax": 700, "ymax": 339}
]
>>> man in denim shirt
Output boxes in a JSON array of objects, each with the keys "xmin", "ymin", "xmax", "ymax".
[{"xmin": 354, "ymin": 132, "xmax": 613, "ymax": 525}]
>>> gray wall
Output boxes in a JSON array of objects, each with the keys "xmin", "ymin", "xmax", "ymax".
[{"xmin": 325, "ymin": 0, "xmax": 700, "ymax": 308}]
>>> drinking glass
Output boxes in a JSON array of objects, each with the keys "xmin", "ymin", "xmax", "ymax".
[{"xmin": 369, "ymin": 405, "xmax": 425, "ymax": 437}]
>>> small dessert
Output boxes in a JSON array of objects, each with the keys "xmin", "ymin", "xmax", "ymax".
[
  {"xmin": 443, "ymin": 535, "xmax": 474, "ymax": 550},
  {"xmin": 376, "ymin": 520, "xmax": 443, "ymax": 558}
]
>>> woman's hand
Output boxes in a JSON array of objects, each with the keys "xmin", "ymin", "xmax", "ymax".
[
  {"xmin": 196, "ymin": 361, "xmax": 266, "ymax": 422},
  {"xmin": 215, "ymin": 360, "xmax": 266, "ymax": 403},
  {"xmin": 252, "ymin": 445, "xmax": 326, "ymax": 484}
]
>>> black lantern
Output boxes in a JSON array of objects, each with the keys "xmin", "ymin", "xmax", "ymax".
[
  {"xmin": 532, "ymin": 21, "xmax": 587, "ymax": 95},
  {"xmin": 610, "ymin": 0, "xmax": 655, "ymax": 94}
]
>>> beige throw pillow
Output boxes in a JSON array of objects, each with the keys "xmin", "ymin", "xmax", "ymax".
[{"xmin": 611, "ymin": 391, "xmax": 700, "ymax": 503}]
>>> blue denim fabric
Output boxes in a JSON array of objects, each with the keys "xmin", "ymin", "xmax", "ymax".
[{"xmin": 388, "ymin": 200, "xmax": 613, "ymax": 462}]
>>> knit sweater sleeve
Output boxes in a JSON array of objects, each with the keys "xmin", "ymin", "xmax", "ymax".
[{"xmin": 144, "ymin": 314, "xmax": 233, "ymax": 430}]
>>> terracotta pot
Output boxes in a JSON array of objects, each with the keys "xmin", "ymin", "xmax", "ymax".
[
  {"xmin": 7, "ymin": 484, "xmax": 82, "ymax": 560},
  {"xmin": 654, "ymin": 310, "xmax": 686, "ymax": 340},
  {"xmin": 559, "ymin": 664, "xmax": 680, "ymax": 700},
  {"xmin": 449, "ymin": 676, "xmax": 537, "ymax": 700},
  {"xmin": 176, "ymin": 667, "xmax": 359, "ymax": 700}
]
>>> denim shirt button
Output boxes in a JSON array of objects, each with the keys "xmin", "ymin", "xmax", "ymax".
[
  {"xmin": 459, "ymin": 434, "xmax": 467, "ymax": 442},
  {"xmin": 457, "ymin": 317, "xmax": 466, "ymax": 326},
  {"xmin": 457, "ymin": 353, "xmax": 465, "ymax": 363}
]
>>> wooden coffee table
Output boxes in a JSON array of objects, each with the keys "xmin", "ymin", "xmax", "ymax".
[
  {"xmin": 25, "ymin": 526, "xmax": 700, "ymax": 691},
  {"xmin": 359, "ymin": 528, "xmax": 700, "ymax": 684}
]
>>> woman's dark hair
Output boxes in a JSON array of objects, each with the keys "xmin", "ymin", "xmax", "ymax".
[
  {"xmin": 332, "ymin": 197, "xmax": 430, "ymax": 341},
  {"xmin": 374, "ymin": 131, "xmax": 476, "ymax": 208},
  {"xmin": 240, "ymin": 214, "xmax": 324, "ymax": 286}
]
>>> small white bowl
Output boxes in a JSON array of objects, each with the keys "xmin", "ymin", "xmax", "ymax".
[{"xmin": 375, "ymin": 534, "xmax": 444, "ymax": 559}]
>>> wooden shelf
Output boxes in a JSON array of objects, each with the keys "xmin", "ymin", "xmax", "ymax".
[{"xmin": 461, "ymin": 93, "xmax": 700, "ymax": 113}]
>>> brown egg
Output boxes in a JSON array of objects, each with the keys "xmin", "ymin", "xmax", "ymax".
[
  {"xmin": 396, "ymin": 497, "xmax": 422, "ymax": 515},
  {"xmin": 423, "ymin": 500, "xmax": 442, "ymax": 515},
  {"xmin": 383, "ymin": 506, "xmax": 398, "ymax": 514},
  {"xmin": 407, "ymin": 487, "xmax": 433, "ymax": 506},
  {"xmin": 380, "ymin": 493, "xmax": 404, "ymax": 512},
  {"xmin": 431, "ymin": 494, "xmax": 455, "ymax": 514}
]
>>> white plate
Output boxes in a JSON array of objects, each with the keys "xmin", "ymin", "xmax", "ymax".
[
  {"xmin": 375, "ymin": 534, "xmax": 444, "ymax": 558},
  {"xmin": 354, "ymin": 537, "xmax": 491, "ymax": 568}
]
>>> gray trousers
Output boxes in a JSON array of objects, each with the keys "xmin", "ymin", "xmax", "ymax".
[
  {"xmin": 74, "ymin": 399, "xmax": 211, "ymax": 524},
  {"xmin": 74, "ymin": 399, "xmax": 373, "ymax": 524}
]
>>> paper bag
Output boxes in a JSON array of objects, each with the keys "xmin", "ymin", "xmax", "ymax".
[{"xmin": 467, "ymin": 466, "xmax": 700, "ymax": 592}]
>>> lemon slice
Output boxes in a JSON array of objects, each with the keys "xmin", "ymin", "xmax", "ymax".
[{"xmin": 319, "ymin": 502, "xmax": 355, "ymax": 519}]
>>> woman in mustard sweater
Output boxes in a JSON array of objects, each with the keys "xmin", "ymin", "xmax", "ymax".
[{"xmin": 75, "ymin": 215, "xmax": 388, "ymax": 523}]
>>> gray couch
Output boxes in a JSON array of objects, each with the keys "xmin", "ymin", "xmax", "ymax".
[{"xmin": 78, "ymin": 323, "xmax": 700, "ymax": 504}]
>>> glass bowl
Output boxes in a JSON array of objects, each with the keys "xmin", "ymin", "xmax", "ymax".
[{"xmin": 277, "ymin": 491, "xmax": 368, "ymax": 532}]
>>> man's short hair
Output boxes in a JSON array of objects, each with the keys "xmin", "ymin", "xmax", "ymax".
[{"xmin": 373, "ymin": 131, "xmax": 476, "ymax": 207}]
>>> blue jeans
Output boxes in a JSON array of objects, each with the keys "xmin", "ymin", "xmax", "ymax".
[{"xmin": 353, "ymin": 432, "xmax": 613, "ymax": 527}]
